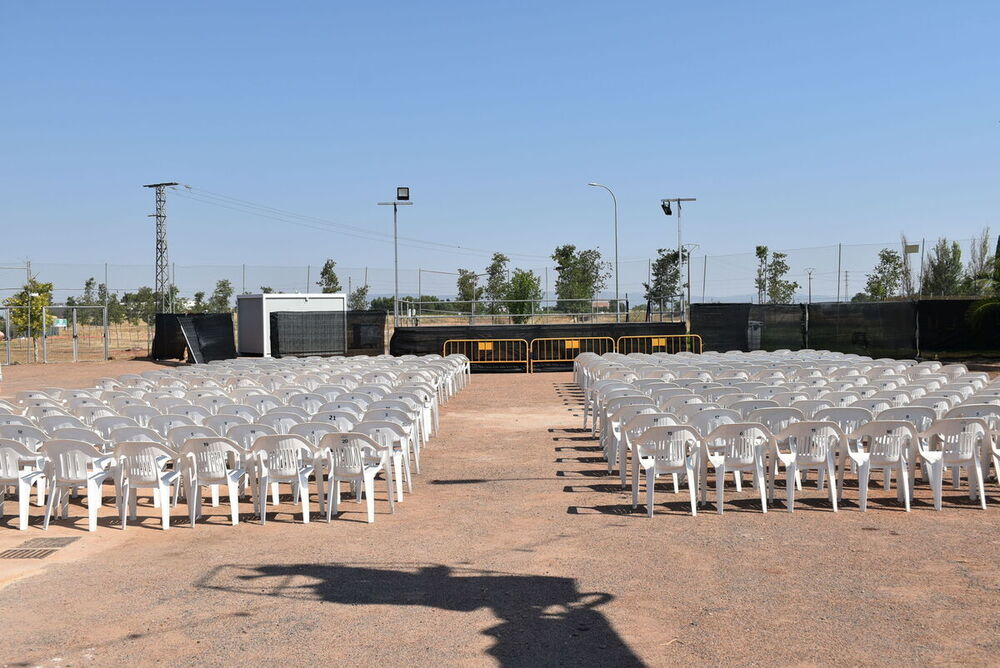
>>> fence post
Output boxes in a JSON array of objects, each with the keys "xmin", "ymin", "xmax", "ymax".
[
  {"xmin": 71, "ymin": 307, "xmax": 79, "ymax": 362},
  {"xmin": 41, "ymin": 306, "xmax": 48, "ymax": 363},
  {"xmin": 102, "ymin": 305, "xmax": 109, "ymax": 361},
  {"xmin": 4, "ymin": 308, "xmax": 10, "ymax": 365}
]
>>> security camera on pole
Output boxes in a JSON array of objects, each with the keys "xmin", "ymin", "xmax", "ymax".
[{"xmin": 378, "ymin": 187, "xmax": 413, "ymax": 328}]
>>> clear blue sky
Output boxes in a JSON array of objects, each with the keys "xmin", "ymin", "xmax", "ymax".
[{"xmin": 1, "ymin": 1, "xmax": 997, "ymax": 298}]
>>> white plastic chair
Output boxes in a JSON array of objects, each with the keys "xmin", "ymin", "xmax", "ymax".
[
  {"xmin": 41, "ymin": 440, "xmax": 112, "ymax": 532},
  {"xmin": 179, "ymin": 437, "xmax": 246, "ymax": 526},
  {"xmin": 700, "ymin": 423, "xmax": 772, "ymax": 514},
  {"xmin": 845, "ymin": 420, "xmax": 918, "ymax": 512},
  {"xmin": 114, "ymin": 442, "xmax": 180, "ymax": 530},
  {"xmin": 250, "ymin": 434, "xmax": 315, "ymax": 524},
  {"xmin": 772, "ymin": 421, "xmax": 847, "ymax": 512},
  {"xmin": 321, "ymin": 432, "xmax": 391, "ymax": 523},
  {"xmin": 917, "ymin": 418, "xmax": 989, "ymax": 510},
  {"xmin": 0, "ymin": 440, "xmax": 45, "ymax": 529},
  {"xmin": 633, "ymin": 425, "xmax": 701, "ymax": 517}
]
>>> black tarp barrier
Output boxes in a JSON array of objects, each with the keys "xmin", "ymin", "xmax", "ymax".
[
  {"xmin": 917, "ymin": 299, "xmax": 1000, "ymax": 357},
  {"xmin": 346, "ymin": 310, "xmax": 387, "ymax": 355},
  {"xmin": 807, "ymin": 302, "xmax": 917, "ymax": 359},
  {"xmin": 269, "ymin": 311, "xmax": 347, "ymax": 358},
  {"xmin": 152, "ymin": 313, "xmax": 236, "ymax": 363},
  {"xmin": 689, "ymin": 304, "xmax": 752, "ymax": 352},
  {"xmin": 390, "ymin": 322, "xmax": 687, "ymax": 357},
  {"xmin": 751, "ymin": 304, "xmax": 806, "ymax": 351}
]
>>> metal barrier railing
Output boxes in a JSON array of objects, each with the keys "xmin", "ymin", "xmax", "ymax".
[
  {"xmin": 616, "ymin": 334, "xmax": 703, "ymax": 355},
  {"xmin": 529, "ymin": 337, "xmax": 616, "ymax": 372},
  {"xmin": 442, "ymin": 339, "xmax": 530, "ymax": 372}
]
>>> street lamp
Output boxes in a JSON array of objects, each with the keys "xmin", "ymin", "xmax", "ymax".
[
  {"xmin": 587, "ymin": 183, "xmax": 620, "ymax": 323},
  {"xmin": 660, "ymin": 197, "xmax": 696, "ymax": 317},
  {"xmin": 378, "ymin": 188, "xmax": 414, "ymax": 328}
]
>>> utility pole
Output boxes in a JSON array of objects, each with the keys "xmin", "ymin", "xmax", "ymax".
[
  {"xmin": 143, "ymin": 182, "xmax": 178, "ymax": 313},
  {"xmin": 844, "ymin": 271, "xmax": 849, "ymax": 300},
  {"xmin": 660, "ymin": 197, "xmax": 697, "ymax": 318},
  {"xmin": 804, "ymin": 268, "xmax": 815, "ymax": 304},
  {"xmin": 378, "ymin": 187, "xmax": 413, "ymax": 328}
]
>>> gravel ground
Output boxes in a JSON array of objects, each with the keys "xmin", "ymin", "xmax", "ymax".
[{"xmin": 1, "ymin": 366, "xmax": 999, "ymax": 666}]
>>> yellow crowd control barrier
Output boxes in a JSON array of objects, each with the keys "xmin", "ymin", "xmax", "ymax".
[
  {"xmin": 529, "ymin": 336, "xmax": 616, "ymax": 372},
  {"xmin": 442, "ymin": 339, "xmax": 530, "ymax": 372},
  {"xmin": 616, "ymin": 334, "xmax": 704, "ymax": 355}
]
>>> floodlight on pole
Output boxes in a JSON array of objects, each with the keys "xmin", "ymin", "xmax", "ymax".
[
  {"xmin": 660, "ymin": 197, "xmax": 696, "ymax": 316},
  {"xmin": 587, "ymin": 183, "xmax": 620, "ymax": 323},
  {"xmin": 378, "ymin": 188, "xmax": 413, "ymax": 328}
]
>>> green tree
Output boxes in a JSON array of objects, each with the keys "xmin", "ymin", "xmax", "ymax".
[
  {"xmin": 99, "ymin": 284, "xmax": 125, "ymax": 324},
  {"xmin": 483, "ymin": 252, "xmax": 510, "ymax": 313},
  {"xmin": 766, "ymin": 251, "xmax": 799, "ymax": 303},
  {"xmin": 962, "ymin": 228, "xmax": 992, "ymax": 296},
  {"xmin": 456, "ymin": 269, "xmax": 483, "ymax": 308},
  {"xmin": 754, "ymin": 246, "xmax": 799, "ymax": 303},
  {"xmin": 348, "ymin": 284, "xmax": 370, "ymax": 311},
  {"xmin": 191, "ymin": 291, "xmax": 207, "ymax": 313},
  {"xmin": 369, "ymin": 296, "xmax": 394, "ymax": 311},
  {"xmin": 122, "ymin": 287, "xmax": 158, "ymax": 324},
  {"xmin": 865, "ymin": 249, "xmax": 904, "ymax": 300},
  {"xmin": 643, "ymin": 248, "xmax": 686, "ymax": 306},
  {"xmin": 552, "ymin": 245, "xmax": 609, "ymax": 313},
  {"xmin": 3, "ymin": 277, "xmax": 54, "ymax": 339},
  {"xmin": 207, "ymin": 280, "xmax": 235, "ymax": 312},
  {"xmin": 260, "ymin": 286, "xmax": 276, "ymax": 294},
  {"xmin": 921, "ymin": 238, "xmax": 964, "ymax": 296},
  {"xmin": 506, "ymin": 268, "xmax": 542, "ymax": 324},
  {"xmin": 316, "ymin": 259, "xmax": 341, "ymax": 293}
]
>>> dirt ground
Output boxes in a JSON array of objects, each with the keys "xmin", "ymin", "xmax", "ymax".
[{"xmin": 1, "ymin": 363, "xmax": 1000, "ymax": 666}]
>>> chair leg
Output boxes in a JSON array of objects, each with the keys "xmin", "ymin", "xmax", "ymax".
[
  {"xmin": 35, "ymin": 477, "xmax": 45, "ymax": 506},
  {"xmin": 228, "ymin": 480, "xmax": 239, "ymax": 526},
  {"xmin": 271, "ymin": 482, "xmax": 280, "ymax": 506},
  {"xmin": 87, "ymin": 481, "xmax": 101, "ymax": 532},
  {"xmin": 299, "ymin": 475, "xmax": 310, "ymax": 524},
  {"xmin": 973, "ymin": 460, "xmax": 987, "ymax": 510},
  {"xmin": 858, "ymin": 462, "xmax": 871, "ymax": 512},
  {"xmin": 364, "ymin": 475, "xmax": 375, "ymax": 523},
  {"xmin": 929, "ymin": 462, "xmax": 943, "ymax": 511},
  {"xmin": 899, "ymin": 462, "xmax": 910, "ymax": 512},
  {"xmin": 686, "ymin": 464, "xmax": 698, "ymax": 517},
  {"xmin": 44, "ymin": 486, "xmax": 59, "ymax": 530},
  {"xmin": 258, "ymin": 475, "xmax": 268, "ymax": 525},
  {"xmin": 786, "ymin": 463, "xmax": 797, "ymax": 512},
  {"xmin": 734, "ymin": 470, "xmax": 742, "ymax": 492},
  {"xmin": 755, "ymin": 462, "xmax": 767, "ymax": 513},
  {"xmin": 159, "ymin": 484, "xmax": 170, "ymax": 530},
  {"xmin": 211, "ymin": 485, "xmax": 220, "ymax": 507},
  {"xmin": 826, "ymin": 458, "xmax": 838, "ymax": 512},
  {"xmin": 646, "ymin": 468, "xmax": 656, "ymax": 518},
  {"xmin": 672, "ymin": 473, "xmax": 679, "ymax": 494},
  {"xmin": 715, "ymin": 464, "xmax": 726, "ymax": 515},
  {"xmin": 119, "ymin": 483, "xmax": 129, "ymax": 530},
  {"xmin": 17, "ymin": 479, "xmax": 30, "ymax": 530}
]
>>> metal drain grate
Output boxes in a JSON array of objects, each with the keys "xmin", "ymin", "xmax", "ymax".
[
  {"xmin": 18, "ymin": 537, "xmax": 81, "ymax": 549},
  {"xmin": 0, "ymin": 548, "xmax": 59, "ymax": 559}
]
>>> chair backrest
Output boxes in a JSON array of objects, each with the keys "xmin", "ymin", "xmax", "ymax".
[
  {"xmin": 167, "ymin": 425, "xmax": 219, "ymax": 449},
  {"xmin": 876, "ymin": 406, "xmax": 937, "ymax": 433},
  {"xmin": 746, "ymin": 407, "xmax": 805, "ymax": 435},
  {"xmin": 849, "ymin": 420, "xmax": 919, "ymax": 462},
  {"xmin": 310, "ymin": 411, "xmax": 356, "ymax": 432},
  {"xmin": 40, "ymin": 439, "xmax": 106, "ymax": 484},
  {"xmin": 172, "ymin": 404, "xmax": 213, "ymax": 425},
  {"xmin": 120, "ymin": 405, "xmax": 161, "ymax": 427},
  {"xmin": 289, "ymin": 421, "xmax": 343, "ymax": 446},
  {"xmin": 179, "ymin": 437, "xmax": 243, "ymax": 480},
  {"xmin": 920, "ymin": 417, "xmax": 989, "ymax": 459},
  {"xmin": 633, "ymin": 425, "xmax": 701, "ymax": 468},
  {"xmin": 688, "ymin": 409, "xmax": 741, "ymax": 436},
  {"xmin": 258, "ymin": 413, "xmax": 302, "ymax": 434},
  {"xmin": 945, "ymin": 403, "xmax": 1000, "ymax": 429},
  {"xmin": 320, "ymin": 432, "xmax": 381, "ymax": 475},
  {"xmin": 217, "ymin": 404, "xmax": 262, "ymax": 422},
  {"xmin": 622, "ymin": 413, "xmax": 678, "ymax": 443},
  {"xmin": 703, "ymin": 422, "xmax": 774, "ymax": 465},
  {"xmin": 245, "ymin": 395, "xmax": 284, "ymax": 413},
  {"xmin": 226, "ymin": 423, "xmax": 277, "ymax": 450},
  {"xmin": 250, "ymin": 434, "xmax": 314, "ymax": 477},
  {"xmin": 0, "ymin": 424, "xmax": 47, "ymax": 451},
  {"xmin": 148, "ymin": 414, "xmax": 196, "ymax": 437},
  {"xmin": 39, "ymin": 414, "xmax": 88, "ymax": 433},
  {"xmin": 853, "ymin": 399, "xmax": 893, "ymax": 414},
  {"xmin": 203, "ymin": 414, "xmax": 250, "ymax": 435},
  {"xmin": 286, "ymin": 393, "xmax": 326, "ymax": 415},
  {"xmin": 775, "ymin": 421, "xmax": 847, "ymax": 459},
  {"xmin": 0, "ymin": 414, "xmax": 34, "ymax": 428},
  {"xmin": 812, "ymin": 406, "xmax": 873, "ymax": 435},
  {"xmin": 50, "ymin": 427, "xmax": 106, "ymax": 448},
  {"xmin": 790, "ymin": 400, "xmax": 834, "ymax": 419},
  {"xmin": 0, "ymin": 439, "xmax": 39, "ymax": 479},
  {"xmin": 92, "ymin": 415, "xmax": 141, "ymax": 438},
  {"xmin": 318, "ymin": 401, "xmax": 364, "ymax": 418},
  {"xmin": 109, "ymin": 426, "xmax": 166, "ymax": 445},
  {"xmin": 114, "ymin": 441, "xmax": 177, "ymax": 484}
]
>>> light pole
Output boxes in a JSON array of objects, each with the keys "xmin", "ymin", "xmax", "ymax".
[
  {"xmin": 587, "ymin": 183, "xmax": 619, "ymax": 322},
  {"xmin": 683, "ymin": 243, "xmax": 700, "ymax": 310},
  {"xmin": 661, "ymin": 197, "xmax": 697, "ymax": 317},
  {"xmin": 377, "ymin": 187, "xmax": 412, "ymax": 328}
]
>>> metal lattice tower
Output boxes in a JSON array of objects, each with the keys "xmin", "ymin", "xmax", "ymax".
[{"xmin": 143, "ymin": 182, "xmax": 178, "ymax": 312}]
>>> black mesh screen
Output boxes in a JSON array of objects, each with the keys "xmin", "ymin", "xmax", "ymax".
[{"xmin": 269, "ymin": 311, "xmax": 347, "ymax": 357}]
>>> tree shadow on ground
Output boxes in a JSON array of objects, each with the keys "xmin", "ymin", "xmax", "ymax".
[{"xmin": 198, "ymin": 562, "xmax": 644, "ymax": 667}]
